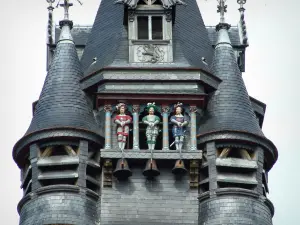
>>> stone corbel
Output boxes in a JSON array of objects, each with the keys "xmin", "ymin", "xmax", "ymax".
[
  {"xmin": 165, "ymin": 10, "xmax": 172, "ymax": 22},
  {"xmin": 128, "ymin": 10, "xmax": 135, "ymax": 22}
]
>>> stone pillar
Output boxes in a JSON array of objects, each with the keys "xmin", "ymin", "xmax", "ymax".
[
  {"xmin": 162, "ymin": 105, "xmax": 170, "ymax": 150},
  {"xmin": 78, "ymin": 140, "xmax": 88, "ymax": 188},
  {"xmin": 255, "ymin": 146, "xmax": 264, "ymax": 195},
  {"xmin": 132, "ymin": 105, "xmax": 140, "ymax": 150},
  {"xmin": 206, "ymin": 141, "xmax": 217, "ymax": 196},
  {"xmin": 189, "ymin": 105, "xmax": 197, "ymax": 151},
  {"xmin": 29, "ymin": 143, "xmax": 41, "ymax": 191},
  {"xmin": 104, "ymin": 105, "xmax": 112, "ymax": 149}
]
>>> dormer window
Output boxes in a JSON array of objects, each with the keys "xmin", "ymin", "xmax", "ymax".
[
  {"xmin": 118, "ymin": 0, "xmax": 186, "ymax": 63},
  {"xmin": 127, "ymin": 7, "xmax": 173, "ymax": 63},
  {"xmin": 137, "ymin": 16, "xmax": 163, "ymax": 40}
]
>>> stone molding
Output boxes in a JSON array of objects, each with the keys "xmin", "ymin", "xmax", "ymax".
[{"xmin": 100, "ymin": 149, "xmax": 202, "ymax": 159}]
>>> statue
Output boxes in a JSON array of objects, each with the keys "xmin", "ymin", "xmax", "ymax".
[
  {"xmin": 142, "ymin": 103, "xmax": 161, "ymax": 150},
  {"xmin": 170, "ymin": 103, "xmax": 189, "ymax": 150},
  {"xmin": 114, "ymin": 103, "xmax": 132, "ymax": 150}
]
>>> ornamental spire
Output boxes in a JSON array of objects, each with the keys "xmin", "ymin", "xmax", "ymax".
[
  {"xmin": 237, "ymin": 0, "xmax": 249, "ymax": 45},
  {"xmin": 46, "ymin": 0, "xmax": 55, "ymax": 44}
]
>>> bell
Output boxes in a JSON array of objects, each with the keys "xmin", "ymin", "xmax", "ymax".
[
  {"xmin": 143, "ymin": 159, "xmax": 160, "ymax": 178},
  {"xmin": 113, "ymin": 158, "xmax": 132, "ymax": 180},
  {"xmin": 172, "ymin": 159, "xmax": 188, "ymax": 175}
]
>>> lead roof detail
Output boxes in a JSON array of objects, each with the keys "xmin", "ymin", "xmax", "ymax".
[
  {"xmin": 198, "ymin": 22, "xmax": 264, "ymax": 137},
  {"xmin": 25, "ymin": 19, "xmax": 100, "ymax": 136}
]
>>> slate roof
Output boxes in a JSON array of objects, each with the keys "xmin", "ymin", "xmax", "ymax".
[
  {"xmin": 206, "ymin": 26, "xmax": 243, "ymax": 47},
  {"xmin": 79, "ymin": 0, "xmax": 214, "ymax": 75},
  {"xmin": 54, "ymin": 26, "xmax": 91, "ymax": 46},
  {"xmin": 198, "ymin": 25, "xmax": 264, "ymax": 137},
  {"xmin": 25, "ymin": 20, "xmax": 100, "ymax": 136}
]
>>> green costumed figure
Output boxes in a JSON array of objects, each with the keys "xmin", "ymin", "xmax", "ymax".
[{"xmin": 142, "ymin": 103, "xmax": 161, "ymax": 150}]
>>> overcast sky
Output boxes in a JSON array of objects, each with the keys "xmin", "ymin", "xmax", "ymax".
[{"xmin": 0, "ymin": 0, "xmax": 299, "ymax": 224}]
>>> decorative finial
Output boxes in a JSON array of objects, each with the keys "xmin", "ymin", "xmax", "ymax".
[
  {"xmin": 57, "ymin": 0, "xmax": 73, "ymax": 20},
  {"xmin": 217, "ymin": 0, "xmax": 227, "ymax": 23},
  {"xmin": 46, "ymin": 0, "xmax": 55, "ymax": 7},
  {"xmin": 56, "ymin": 0, "xmax": 82, "ymax": 20},
  {"xmin": 237, "ymin": 0, "xmax": 246, "ymax": 12},
  {"xmin": 237, "ymin": 0, "xmax": 248, "ymax": 45},
  {"xmin": 46, "ymin": 0, "xmax": 55, "ymax": 44}
]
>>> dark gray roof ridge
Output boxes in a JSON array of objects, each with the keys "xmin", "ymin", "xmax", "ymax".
[
  {"xmin": 198, "ymin": 23, "xmax": 264, "ymax": 137},
  {"xmin": 24, "ymin": 19, "xmax": 101, "ymax": 137}
]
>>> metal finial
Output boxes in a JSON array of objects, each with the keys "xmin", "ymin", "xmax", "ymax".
[
  {"xmin": 46, "ymin": 0, "xmax": 55, "ymax": 44},
  {"xmin": 46, "ymin": 0, "xmax": 55, "ymax": 7},
  {"xmin": 217, "ymin": 0, "xmax": 228, "ymax": 23},
  {"xmin": 56, "ymin": 0, "xmax": 73, "ymax": 20},
  {"xmin": 56, "ymin": 0, "xmax": 83, "ymax": 20},
  {"xmin": 237, "ymin": 0, "xmax": 246, "ymax": 11}
]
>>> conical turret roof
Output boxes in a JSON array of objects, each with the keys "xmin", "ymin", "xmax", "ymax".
[
  {"xmin": 198, "ymin": 23, "xmax": 264, "ymax": 137},
  {"xmin": 25, "ymin": 20, "xmax": 100, "ymax": 136}
]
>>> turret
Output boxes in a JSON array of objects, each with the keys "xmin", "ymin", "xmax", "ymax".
[
  {"xmin": 13, "ymin": 1, "xmax": 103, "ymax": 224},
  {"xmin": 197, "ymin": 1, "xmax": 277, "ymax": 224}
]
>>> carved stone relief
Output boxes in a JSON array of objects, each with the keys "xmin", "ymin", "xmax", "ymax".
[{"xmin": 136, "ymin": 44, "xmax": 165, "ymax": 63}]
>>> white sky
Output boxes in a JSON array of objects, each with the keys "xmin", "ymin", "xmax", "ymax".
[{"xmin": 0, "ymin": 0, "xmax": 299, "ymax": 224}]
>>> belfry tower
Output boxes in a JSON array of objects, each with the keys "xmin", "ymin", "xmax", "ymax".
[{"xmin": 13, "ymin": 0, "xmax": 277, "ymax": 224}]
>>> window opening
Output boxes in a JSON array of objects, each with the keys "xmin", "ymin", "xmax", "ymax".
[
  {"xmin": 137, "ymin": 16, "xmax": 163, "ymax": 40},
  {"xmin": 138, "ymin": 16, "xmax": 149, "ymax": 39},
  {"xmin": 152, "ymin": 16, "xmax": 163, "ymax": 40}
]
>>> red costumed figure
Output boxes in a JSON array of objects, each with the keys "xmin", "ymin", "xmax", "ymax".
[{"xmin": 114, "ymin": 103, "xmax": 132, "ymax": 150}]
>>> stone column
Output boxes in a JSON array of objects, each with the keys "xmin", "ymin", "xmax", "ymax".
[
  {"xmin": 255, "ymin": 146, "xmax": 264, "ymax": 196},
  {"xmin": 29, "ymin": 143, "xmax": 41, "ymax": 191},
  {"xmin": 78, "ymin": 140, "xmax": 88, "ymax": 188},
  {"xmin": 162, "ymin": 105, "xmax": 170, "ymax": 150},
  {"xmin": 189, "ymin": 106, "xmax": 198, "ymax": 151},
  {"xmin": 104, "ymin": 105, "xmax": 112, "ymax": 149},
  {"xmin": 206, "ymin": 141, "xmax": 217, "ymax": 197},
  {"xmin": 132, "ymin": 104, "xmax": 140, "ymax": 150}
]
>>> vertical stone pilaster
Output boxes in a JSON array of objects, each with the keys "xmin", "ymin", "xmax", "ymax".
[
  {"xmin": 29, "ymin": 143, "xmax": 41, "ymax": 191},
  {"xmin": 104, "ymin": 105, "xmax": 112, "ymax": 149},
  {"xmin": 206, "ymin": 141, "xmax": 217, "ymax": 196},
  {"xmin": 189, "ymin": 106, "xmax": 197, "ymax": 151},
  {"xmin": 78, "ymin": 140, "xmax": 88, "ymax": 188},
  {"xmin": 162, "ymin": 105, "xmax": 170, "ymax": 150},
  {"xmin": 255, "ymin": 146, "xmax": 264, "ymax": 195},
  {"xmin": 132, "ymin": 105, "xmax": 140, "ymax": 150}
]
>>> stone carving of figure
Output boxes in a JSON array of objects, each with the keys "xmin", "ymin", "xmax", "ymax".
[
  {"xmin": 170, "ymin": 102, "xmax": 189, "ymax": 150},
  {"xmin": 142, "ymin": 103, "xmax": 161, "ymax": 150},
  {"xmin": 114, "ymin": 103, "xmax": 132, "ymax": 150}
]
